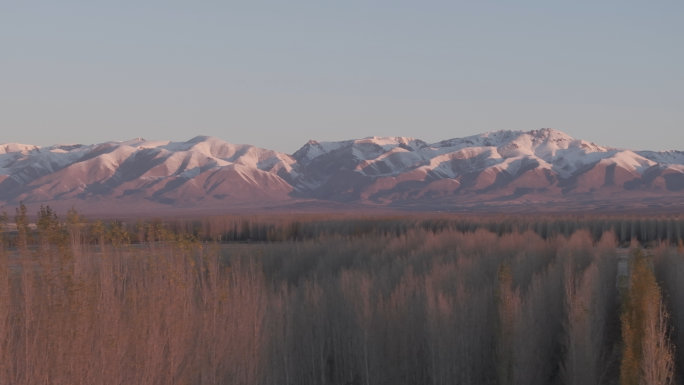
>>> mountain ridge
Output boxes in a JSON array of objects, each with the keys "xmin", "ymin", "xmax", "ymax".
[{"xmin": 2, "ymin": 129, "xmax": 683, "ymax": 214}]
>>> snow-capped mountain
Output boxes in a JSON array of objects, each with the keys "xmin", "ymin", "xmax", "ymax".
[{"xmin": 1, "ymin": 129, "xmax": 683, "ymax": 214}]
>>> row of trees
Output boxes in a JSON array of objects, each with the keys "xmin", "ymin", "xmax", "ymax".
[
  {"xmin": 0, "ymin": 203, "xmax": 194, "ymax": 250},
  {"xmin": 4, "ymin": 203, "xmax": 684, "ymax": 247},
  {"xmin": 163, "ymin": 213, "xmax": 684, "ymax": 246},
  {"xmin": 621, "ymin": 249, "xmax": 675, "ymax": 385}
]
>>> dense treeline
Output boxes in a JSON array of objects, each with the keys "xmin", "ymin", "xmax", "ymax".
[
  {"xmin": 161, "ymin": 213, "xmax": 684, "ymax": 246},
  {"xmin": 0, "ymin": 204, "xmax": 683, "ymax": 384},
  {"xmin": 3, "ymin": 204, "xmax": 684, "ymax": 247}
]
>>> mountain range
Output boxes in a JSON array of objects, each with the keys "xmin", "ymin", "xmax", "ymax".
[{"xmin": 2, "ymin": 128, "xmax": 684, "ymax": 215}]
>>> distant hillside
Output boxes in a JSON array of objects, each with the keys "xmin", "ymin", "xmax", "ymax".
[{"xmin": 2, "ymin": 129, "xmax": 684, "ymax": 214}]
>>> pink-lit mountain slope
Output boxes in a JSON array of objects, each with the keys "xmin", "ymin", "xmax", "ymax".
[
  {"xmin": 0, "ymin": 137, "xmax": 300, "ymax": 208},
  {"xmin": 1, "ymin": 129, "xmax": 684, "ymax": 214}
]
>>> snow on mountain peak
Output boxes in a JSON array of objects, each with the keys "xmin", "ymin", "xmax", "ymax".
[
  {"xmin": 362, "ymin": 136, "xmax": 417, "ymax": 143},
  {"xmin": 0, "ymin": 143, "xmax": 41, "ymax": 155},
  {"xmin": 292, "ymin": 139, "xmax": 351, "ymax": 164},
  {"xmin": 527, "ymin": 128, "xmax": 574, "ymax": 142},
  {"xmin": 187, "ymin": 135, "xmax": 218, "ymax": 144},
  {"xmin": 46, "ymin": 144, "xmax": 85, "ymax": 152}
]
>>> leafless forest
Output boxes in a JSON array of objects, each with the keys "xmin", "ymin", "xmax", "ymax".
[{"xmin": 1, "ymin": 205, "xmax": 684, "ymax": 384}]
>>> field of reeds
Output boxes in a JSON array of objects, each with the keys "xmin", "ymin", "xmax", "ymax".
[{"xmin": 1, "ymin": 203, "xmax": 684, "ymax": 384}]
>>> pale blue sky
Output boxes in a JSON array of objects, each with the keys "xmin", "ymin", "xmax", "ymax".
[{"xmin": 1, "ymin": 1, "xmax": 682, "ymax": 153}]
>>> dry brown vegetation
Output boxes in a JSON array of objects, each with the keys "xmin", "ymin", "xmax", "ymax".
[{"xmin": 0, "ymin": 205, "xmax": 683, "ymax": 384}]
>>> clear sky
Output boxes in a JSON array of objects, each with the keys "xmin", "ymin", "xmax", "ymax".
[{"xmin": 1, "ymin": 1, "xmax": 682, "ymax": 153}]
